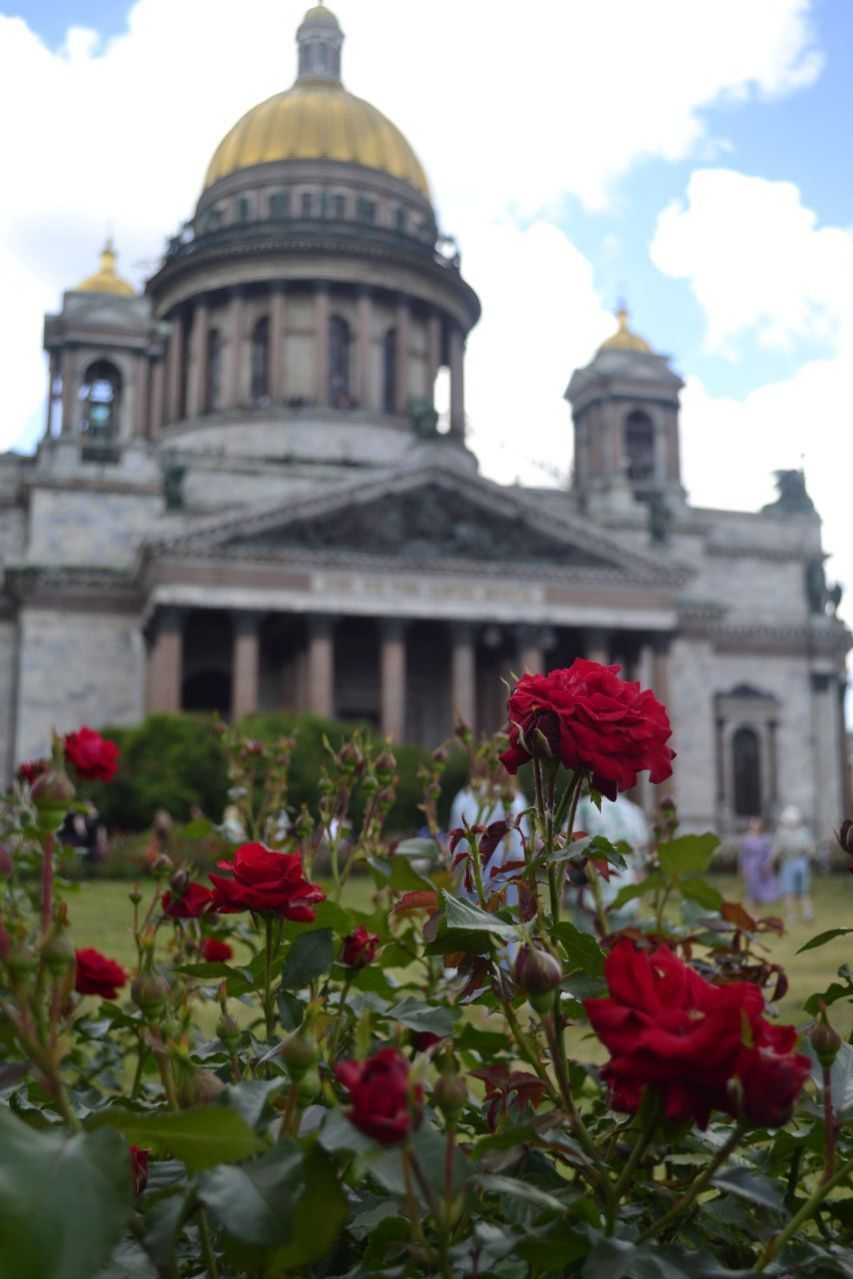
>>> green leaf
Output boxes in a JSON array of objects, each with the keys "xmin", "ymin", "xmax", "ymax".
[
  {"xmin": 175, "ymin": 962, "xmax": 254, "ymax": 994},
  {"xmin": 454, "ymin": 1024, "xmax": 509, "ymax": 1055},
  {"xmin": 441, "ymin": 892, "xmax": 519, "ymax": 939},
  {"xmin": 90, "ymin": 1105, "xmax": 266, "ymax": 1172},
  {"xmin": 657, "ymin": 833, "xmax": 719, "ymax": 876},
  {"xmin": 710, "ymin": 1166, "xmax": 784, "ymax": 1212},
  {"xmin": 0, "ymin": 1108, "xmax": 131, "ymax": 1279},
  {"xmin": 268, "ymin": 1145, "xmax": 348, "ymax": 1268},
  {"xmin": 387, "ymin": 995, "xmax": 455, "ymax": 1038},
  {"xmin": 797, "ymin": 927, "xmax": 853, "ymax": 954},
  {"xmin": 393, "ymin": 837, "xmax": 440, "ymax": 860},
  {"xmin": 281, "ymin": 929, "xmax": 334, "ymax": 988},
  {"xmin": 679, "ymin": 877, "xmax": 724, "ymax": 912},
  {"xmin": 610, "ymin": 872, "xmax": 667, "ymax": 910},
  {"xmin": 477, "ymin": 1173, "xmax": 566, "ymax": 1214},
  {"xmin": 805, "ymin": 1040, "xmax": 853, "ymax": 1119},
  {"xmin": 199, "ymin": 1143, "xmax": 303, "ymax": 1247},
  {"xmin": 281, "ymin": 899, "xmax": 352, "ymax": 939},
  {"xmin": 552, "ymin": 921, "xmax": 605, "ymax": 978},
  {"xmin": 803, "ymin": 972, "xmax": 853, "ymax": 1016},
  {"xmin": 389, "ymin": 854, "xmax": 434, "ymax": 892},
  {"xmin": 218, "ymin": 1079, "xmax": 287, "ymax": 1129}
]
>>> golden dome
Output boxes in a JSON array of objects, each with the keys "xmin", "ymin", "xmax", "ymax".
[
  {"xmin": 203, "ymin": 80, "xmax": 430, "ymax": 198},
  {"xmin": 302, "ymin": 4, "xmax": 337, "ymax": 23},
  {"xmin": 75, "ymin": 240, "xmax": 135, "ymax": 297},
  {"xmin": 599, "ymin": 306, "xmax": 651, "ymax": 354}
]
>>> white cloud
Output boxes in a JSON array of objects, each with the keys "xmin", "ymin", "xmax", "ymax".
[
  {"xmin": 0, "ymin": 0, "xmax": 821, "ymax": 450},
  {"xmin": 650, "ymin": 169, "xmax": 853, "ymax": 355}
]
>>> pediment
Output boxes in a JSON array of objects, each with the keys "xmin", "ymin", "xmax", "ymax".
[
  {"xmin": 62, "ymin": 294, "xmax": 152, "ymax": 333},
  {"xmin": 151, "ymin": 463, "xmax": 684, "ymax": 587}
]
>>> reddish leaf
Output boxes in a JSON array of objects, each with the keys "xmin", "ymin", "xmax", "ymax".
[
  {"xmin": 480, "ymin": 821, "xmax": 510, "ymax": 868},
  {"xmin": 393, "ymin": 890, "xmax": 439, "ymax": 914},
  {"xmin": 722, "ymin": 901, "xmax": 757, "ymax": 931}
]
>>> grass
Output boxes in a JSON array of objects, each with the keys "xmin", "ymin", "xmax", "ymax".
[{"xmin": 63, "ymin": 873, "xmax": 851, "ymax": 1036}]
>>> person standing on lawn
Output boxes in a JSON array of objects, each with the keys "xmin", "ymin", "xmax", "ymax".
[
  {"xmin": 738, "ymin": 815, "xmax": 778, "ymax": 908},
  {"xmin": 773, "ymin": 804, "xmax": 815, "ymax": 923}
]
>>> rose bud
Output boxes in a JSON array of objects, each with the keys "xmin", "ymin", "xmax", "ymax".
[
  {"xmin": 31, "ymin": 769, "xmax": 76, "ymax": 810},
  {"xmin": 374, "ymin": 751, "xmax": 396, "ymax": 781},
  {"xmin": 515, "ymin": 944, "xmax": 562, "ymax": 1013},
  {"xmin": 837, "ymin": 820, "xmax": 853, "ymax": 857},
  {"xmin": 151, "ymin": 854, "xmax": 173, "ymax": 877},
  {"xmin": 433, "ymin": 1071, "xmax": 468, "ymax": 1120},
  {"xmin": 169, "ymin": 868, "xmax": 189, "ymax": 894},
  {"xmin": 178, "ymin": 1067, "xmax": 225, "ymax": 1108},
  {"xmin": 5, "ymin": 943, "xmax": 38, "ymax": 984},
  {"xmin": 216, "ymin": 1012, "xmax": 241, "ymax": 1046},
  {"xmin": 432, "ymin": 746, "xmax": 448, "ymax": 764},
  {"xmin": 130, "ymin": 1145, "xmax": 149, "ymax": 1197},
  {"xmin": 297, "ymin": 1066, "xmax": 321, "ymax": 1103},
  {"xmin": 40, "ymin": 933, "xmax": 75, "ymax": 977},
  {"xmin": 278, "ymin": 1030, "xmax": 319, "ymax": 1080},
  {"xmin": 341, "ymin": 926, "xmax": 379, "ymax": 970},
  {"xmin": 131, "ymin": 971, "xmax": 170, "ymax": 1020},
  {"xmin": 810, "ymin": 1007, "xmax": 842, "ymax": 1069},
  {"xmin": 128, "ymin": 887, "xmax": 143, "ymax": 906},
  {"xmin": 339, "ymin": 742, "xmax": 364, "ymax": 775},
  {"xmin": 336, "ymin": 1047, "xmax": 423, "ymax": 1145}
]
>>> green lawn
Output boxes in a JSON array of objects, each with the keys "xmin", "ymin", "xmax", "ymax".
[{"xmin": 63, "ymin": 873, "xmax": 851, "ymax": 1035}]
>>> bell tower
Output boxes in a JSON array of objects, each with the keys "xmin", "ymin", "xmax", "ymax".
[{"xmin": 566, "ymin": 307, "xmax": 684, "ymax": 512}]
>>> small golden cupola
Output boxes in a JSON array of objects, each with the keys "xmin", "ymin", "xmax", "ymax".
[
  {"xmin": 74, "ymin": 240, "xmax": 135, "ymax": 297},
  {"xmin": 599, "ymin": 305, "xmax": 652, "ymax": 354}
]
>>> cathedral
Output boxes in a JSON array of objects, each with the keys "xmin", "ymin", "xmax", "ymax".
[{"xmin": 0, "ymin": 5, "xmax": 848, "ymax": 839}]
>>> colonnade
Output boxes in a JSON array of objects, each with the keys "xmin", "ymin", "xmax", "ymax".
[{"xmin": 145, "ymin": 606, "xmax": 672, "ymax": 745}]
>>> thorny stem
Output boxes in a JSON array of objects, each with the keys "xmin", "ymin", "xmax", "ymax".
[
  {"xmin": 607, "ymin": 1096, "xmax": 661, "ymax": 1232},
  {"xmin": 197, "ymin": 1209, "xmax": 220, "ymax": 1279},
  {"xmin": 408, "ymin": 1147, "xmax": 453, "ymax": 1279},
  {"xmin": 277, "ymin": 1084, "xmax": 300, "ymax": 1140},
  {"xmin": 502, "ymin": 1001, "xmax": 561, "ymax": 1107},
  {"xmin": 0, "ymin": 993, "xmax": 81, "ymax": 1131},
  {"xmin": 41, "ymin": 833, "xmax": 54, "ymax": 932},
  {"xmin": 263, "ymin": 916, "xmax": 275, "ymax": 1042},
  {"xmin": 754, "ymin": 1151, "xmax": 853, "ymax": 1271},
  {"xmin": 542, "ymin": 1010, "xmax": 608, "ymax": 1191},
  {"xmin": 821, "ymin": 1063, "xmax": 836, "ymax": 1184},
  {"xmin": 329, "ymin": 974, "xmax": 353, "ymax": 1064},
  {"xmin": 636, "ymin": 1122, "xmax": 746, "ymax": 1244}
]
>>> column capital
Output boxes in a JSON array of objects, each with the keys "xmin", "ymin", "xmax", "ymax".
[
  {"xmin": 232, "ymin": 610, "xmax": 264, "ymax": 636},
  {"xmin": 306, "ymin": 612, "xmax": 336, "ymax": 640},
  {"xmin": 450, "ymin": 621, "xmax": 476, "ymax": 645},
  {"xmin": 153, "ymin": 604, "xmax": 188, "ymax": 634},
  {"xmin": 515, "ymin": 624, "xmax": 555, "ymax": 648},
  {"xmin": 381, "ymin": 617, "xmax": 408, "ymax": 642}
]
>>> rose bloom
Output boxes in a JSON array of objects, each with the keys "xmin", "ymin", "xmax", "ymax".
[
  {"xmin": 64, "ymin": 727, "xmax": 120, "ymax": 783},
  {"xmin": 585, "ymin": 941, "xmax": 810, "ymax": 1128},
  {"xmin": 336, "ymin": 1047, "xmax": 423, "ymax": 1144},
  {"xmin": 341, "ymin": 926, "xmax": 379, "ymax": 969},
  {"xmin": 162, "ymin": 883, "xmax": 214, "ymax": 919},
  {"xmin": 74, "ymin": 947, "xmax": 127, "ymax": 1000},
  {"xmin": 209, "ymin": 843, "xmax": 325, "ymax": 921},
  {"xmin": 499, "ymin": 660, "xmax": 674, "ymax": 800},
  {"xmin": 201, "ymin": 937, "xmax": 234, "ymax": 963},
  {"xmin": 130, "ymin": 1145, "xmax": 149, "ymax": 1196},
  {"xmin": 18, "ymin": 759, "xmax": 48, "ymax": 786}
]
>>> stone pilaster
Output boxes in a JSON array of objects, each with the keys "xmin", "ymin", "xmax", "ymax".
[
  {"xmin": 449, "ymin": 324, "xmax": 465, "ymax": 438},
  {"xmin": 427, "ymin": 311, "xmax": 442, "ymax": 404},
  {"xmin": 268, "ymin": 284, "xmax": 286, "ymax": 402},
  {"xmin": 146, "ymin": 607, "xmax": 186, "ymax": 713},
  {"xmin": 133, "ymin": 354, "xmax": 150, "ymax": 438},
  {"xmin": 315, "ymin": 285, "xmax": 330, "ymax": 405},
  {"xmin": 380, "ymin": 619, "xmax": 407, "ymax": 741},
  {"xmin": 355, "ymin": 288, "xmax": 371, "ymax": 407},
  {"xmin": 149, "ymin": 358, "xmax": 165, "ymax": 439},
  {"xmin": 516, "ymin": 625, "xmax": 546, "ymax": 677},
  {"xmin": 189, "ymin": 299, "xmax": 210, "ymax": 417},
  {"xmin": 225, "ymin": 290, "xmax": 244, "ymax": 410},
  {"xmin": 60, "ymin": 346, "xmax": 77, "ymax": 435},
  {"xmin": 306, "ymin": 615, "xmax": 335, "ymax": 718},
  {"xmin": 585, "ymin": 627, "xmax": 610, "ymax": 667},
  {"xmin": 231, "ymin": 611, "xmax": 262, "ymax": 722},
  {"xmin": 450, "ymin": 623, "xmax": 477, "ymax": 730},
  {"xmin": 165, "ymin": 312, "xmax": 185, "ymax": 423},
  {"xmin": 45, "ymin": 351, "xmax": 59, "ymax": 438},
  {"xmin": 394, "ymin": 296, "xmax": 410, "ymax": 413}
]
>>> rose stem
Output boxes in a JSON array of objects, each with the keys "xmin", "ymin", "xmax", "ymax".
[
  {"xmin": 41, "ymin": 833, "xmax": 54, "ymax": 932},
  {"xmin": 542, "ymin": 1008, "xmax": 609, "ymax": 1191},
  {"xmin": 263, "ymin": 915, "xmax": 274, "ymax": 1042},
  {"xmin": 821, "ymin": 1063, "xmax": 836, "ymax": 1184},
  {"xmin": 328, "ymin": 973, "xmax": 353, "ymax": 1064},
  {"xmin": 197, "ymin": 1209, "xmax": 219, "ymax": 1279},
  {"xmin": 606, "ymin": 1095, "xmax": 661, "ymax": 1233},
  {"xmin": 501, "ymin": 1000, "xmax": 561, "ymax": 1106},
  {"xmin": 636, "ymin": 1121, "xmax": 746, "ymax": 1244},
  {"xmin": 755, "ymin": 1151, "xmax": 853, "ymax": 1270}
]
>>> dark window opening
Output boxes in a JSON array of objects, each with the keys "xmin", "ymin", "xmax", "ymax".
[
  {"xmin": 357, "ymin": 197, "xmax": 376, "ymax": 223},
  {"xmin": 329, "ymin": 315, "xmax": 351, "ymax": 406},
  {"xmin": 79, "ymin": 359, "xmax": 121, "ymax": 442},
  {"xmin": 624, "ymin": 410, "xmax": 655, "ymax": 484},
  {"xmin": 395, "ymin": 205, "xmax": 406, "ymax": 231},
  {"xmin": 236, "ymin": 197, "xmax": 250, "ymax": 223},
  {"xmin": 301, "ymin": 191, "xmax": 314, "ymax": 217},
  {"xmin": 269, "ymin": 191, "xmax": 290, "ymax": 219},
  {"xmin": 332, "ymin": 194, "xmax": 346, "ymax": 219},
  {"xmin": 182, "ymin": 670, "xmax": 232, "ymax": 715},
  {"xmin": 382, "ymin": 327, "xmax": 397, "ymax": 413},
  {"xmin": 251, "ymin": 317, "xmax": 270, "ymax": 402},
  {"xmin": 733, "ymin": 726, "xmax": 762, "ymax": 818},
  {"xmin": 206, "ymin": 328, "xmax": 222, "ymax": 411}
]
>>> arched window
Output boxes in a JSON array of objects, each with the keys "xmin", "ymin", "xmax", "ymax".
[
  {"xmin": 382, "ymin": 327, "xmax": 397, "ymax": 413},
  {"xmin": 79, "ymin": 360, "xmax": 122, "ymax": 439},
  {"xmin": 733, "ymin": 726, "xmax": 762, "ymax": 818},
  {"xmin": 328, "ymin": 315, "xmax": 351, "ymax": 406},
  {"xmin": 206, "ymin": 329, "xmax": 222, "ymax": 411},
  {"xmin": 251, "ymin": 317, "xmax": 270, "ymax": 402},
  {"xmin": 624, "ymin": 410, "xmax": 655, "ymax": 483}
]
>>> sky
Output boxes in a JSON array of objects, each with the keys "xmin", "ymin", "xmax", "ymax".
[{"xmin": 1, "ymin": 0, "xmax": 852, "ymax": 640}]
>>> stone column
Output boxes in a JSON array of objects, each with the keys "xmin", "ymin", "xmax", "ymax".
[
  {"xmin": 60, "ymin": 347, "xmax": 77, "ymax": 435},
  {"xmin": 306, "ymin": 615, "xmax": 334, "ymax": 718},
  {"xmin": 268, "ymin": 284, "xmax": 286, "ymax": 402},
  {"xmin": 225, "ymin": 290, "xmax": 244, "ymax": 410},
  {"xmin": 427, "ymin": 311, "xmax": 442, "ymax": 404},
  {"xmin": 394, "ymin": 296, "xmax": 410, "ymax": 413},
  {"xmin": 516, "ymin": 625, "xmax": 545, "ymax": 676},
  {"xmin": 146, "ymin": 607, "xmax": 186, "ymax": 713},
  {"xmin": 839, "ymin": 678, "xmax": 852, "ymax": 819},
  {"xmin": 585, "ymin": 627, "xmax": 610, "ymax": 666},
  {"xmin": 449, "ymin": 324, "xmax": 465, "ymax": 438},
  {"xmin": 133, "ymin": 355, "xmax": 150, "ymax": 438},
  {"xmin": 380, "ymin": 619, "xmax": 407, "ymax": 741},
  {"xmin": 45, "ymin": 351, "xmax": 59, "ymax": 438},
  {"xmin": 450, "ymin": 623, "xmax": 477, "ymax": 730},
  {"xmin": 149, "ymin": 358, "xmax": 165, "ymax": 439},
  {"xmin": 652, "ymin": 636, "xmax": 673, "ymax": 797},
  {"xmin": 315, "ymin": 284, "xmax": 330, "ymax": 405},
  {"xmin": 189, "ymin": 298, "xmax": 210, "ymax": 417},
  {"xmin": 355, "ymin": 288, "xmax": 371, "ymax": 407},
  {"xmin": 231, "ymin": 611, "xmax": 262, "ymax": 722},
  {"xmin": 165, "ymin": 312, "xmax": 185, "ymax": 423}
]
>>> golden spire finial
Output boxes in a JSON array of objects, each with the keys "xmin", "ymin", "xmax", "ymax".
[
  {"xmin": 74, "ymin": 238, "xmax": 135, "ymax": 297},
  {"xmin": 599, "ymin": 299, "xmax": 652, "ymax": 354}
]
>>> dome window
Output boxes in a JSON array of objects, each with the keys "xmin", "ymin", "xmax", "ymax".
[
  {"xmin": 329, "ymin": 315, "xmax": 352, "ymax": 407},
  {"xmin": 236, "ymin": 197, "xmax": 250, "ymax": 223},
  {"xmin": 301, "ymin": 192, "xmax": 314, "ymax": 217},
  {"xmin": 269, "ymin": 192, "xmax": 290, "ymax": 220},
  {"xmin": 251, "ymin": 318, "xmax": 270, "ymax": 403},
  {"xmin": 394, "ymin": 205, "xmax": 406, "ymax": 231},
  {"xmin": 357, "ymin": 197, "xmax": 376, "ymax": 224},
  {"xmin": 206, "ymin": 329, "xmax": 223, "ymax": 412},
  {"xmin": 332, "ymin": 194, "xmax": 346, "ymax": 219},
  {"xmin": 79, "ymin": 359, "xmax": 121, "ymax": 441}
]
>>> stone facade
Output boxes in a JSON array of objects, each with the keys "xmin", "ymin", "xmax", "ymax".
[{"xmin": 0, "ymin": 5, "xmax": 849, "ymax": 842}]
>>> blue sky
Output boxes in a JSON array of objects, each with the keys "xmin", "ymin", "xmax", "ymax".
[{"xmin": 1, "ymin": 0, "xmax": 851, "ymax": 629}]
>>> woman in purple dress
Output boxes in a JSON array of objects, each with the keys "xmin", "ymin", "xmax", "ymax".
[{"xmin": 738, "ymin": 816, "xmax": 778, "ymax": 906}]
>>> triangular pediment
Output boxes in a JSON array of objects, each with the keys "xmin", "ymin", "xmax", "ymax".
[
  {"xmin": 62, "ymin": 293, "xmax": 152, "ymax": 334},
  {"xmin": 149, "ymin": 462, "xmax": 685, "ymax": 587}
]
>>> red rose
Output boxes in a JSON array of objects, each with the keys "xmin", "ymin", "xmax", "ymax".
[
  {"xmin": 64, "ymin": 728, "xmax": 120, "ymax": 782},
  {"xmin": 162, "ymin": 882, "xmax": 214, "ymax": 919},
  {"xmin": 499, "ymin": 660, "xmax": 674, "ymax": 800},
  {"xmin": 74, "ymin": 947, "xmax": 127, "ymax": 1000},
  {"xmin": 336, "ymin": 1047, "xmax": 423, "ymax": 1144},
  {"xmin": 411, "ymin": 1031, "xmax": 443, "ymax": 1053},
  {"xmin": 209, "ymin": 843, "xmax": 325, "ymax": 921},
  {"xmin": 341, "ymin": 926, "xmax": 379, "ymax": 969},
  {"xmin": 585, "ymin": 941, "xmax": 808, "ymax": 1128},
  {"xmin": 130, "ymin": 1145, "xmax": 149, "ymax": 1196},
  {"xmin": 202, "ymin": 937, "xmax": 234, "ymax": 963},
  {"xmin": 738, "ymin": 1045, "xmax": 811, "ymax": 1129},
  {"xmin": 18, "ymin": 759, "xmax": 49, "ymax": 786}
]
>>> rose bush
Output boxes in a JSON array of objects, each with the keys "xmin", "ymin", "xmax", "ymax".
[
  {"xmin": 63, "ymin": 726, "xmax": 120, "ymax": 782},
  {"xmin": 0, "ymin": 671, "xmax": 849, "ymax": 1279}
]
